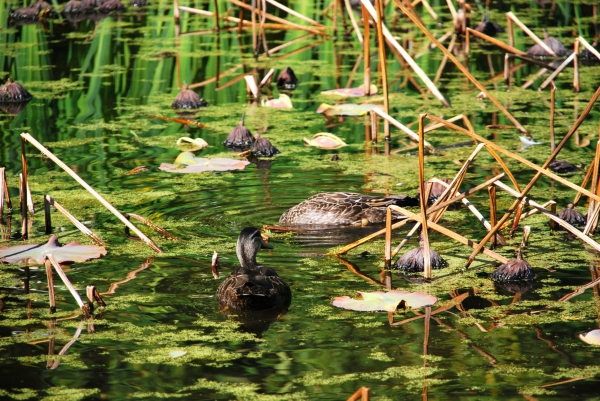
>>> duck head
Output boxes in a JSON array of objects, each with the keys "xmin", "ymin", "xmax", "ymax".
[{"xmin": 236, "ymin": 227, "xmax": 273, "ymax": 269}]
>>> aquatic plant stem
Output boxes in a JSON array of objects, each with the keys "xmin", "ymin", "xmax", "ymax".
[
  {"xmin": 334, "ymin": 173, "xmax": 504, "ymax": 255},
  {"xmin": 540, "ymin": 53, "xmax": 576, "ymax": 90},
  {"xmin": 46, "ymin": 254, "xmax": 87, "ymax": 313},
  {"xmin": 372, "ymin": 108, "xmax": 434, "ymax": 150},
  {"xmin": 389, "ymin": 205, "xmax": 508, "ymax": 263},
  {"xmin": 343, "ymin": 0, "xmax": 363, "ymax": 43},
  {"xmin": 45, "ymin": 259, "xmax": 56, "ymax": 313},
  {"xmin": 0, "ymin": 167, "xmax": 10, "ymax": 218},
  {"xmin": 266, "ymin": 0, "xmax": 323, "ymax": 27},
  {"xmin": 465, "ymin": 29, "xmax": 527, "ymax": 56},
  {"xmin": 375, "ymin": 0, "xmax": 390, "ymax": 144},
  {"xmin": 20, "ymin": 138, "xmax": 28, "ymax": 239},
  {"xmin": 361, "ymin": 0, "xmax": 449, "ymax": 107},
  {"xmin": 494, "ymin": 181, "xmax": 600, "ymax": 252},
  {"xmin": 362, "ymin": 5, "xmax": 371, "ymax": 95},
  {"xmin": 385, "ymin": 207, "xmax": 392, "ymax": 267},
  {"xmin": 488, "ymin": 186, "xmax": 497, "ymax": 248},
  {"xmin": 506, "ymin": 12, "xmax": 555, "ymax": 56},
  {"xmin": 394, "ymin": 0, "xmax": 529, "ymax": 135},
  {"xmin": 418, "ymin": 115, "xmax": 431, "ymax": 279},
  {"xmin": 21, "ymin": 133, "xmax": 163, "ymax": 253}
]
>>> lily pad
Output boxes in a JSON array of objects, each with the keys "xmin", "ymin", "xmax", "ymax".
[
  {"xmin": 333, "ymin": 290, "xmax": 437, "ymax": 312},
  {"xmin": 0, "ymin": 235, "xmax": 107, "ymax": 265},
  {"xmin": 176, "ymin": 137, "xmax": 209, "ymax": 152},
  {"xmin": 159, "ymin": 151, "xmax": 250, "ymax": 173},
  {"xmin": 317, "ymin": 103, "xmax": 383, "ymax": 117},
  {"xmin": 320, "ymin": 84, "xmax": 378, "ymax": 97},
  {"xmin": 303, "ymin": 133, "xmax": 347, "ymax": 150},
  {"xmin": 579, "ymin": 329, "xmax": 600, "ymax": 345},
  {"xmin": 261, "ymin": 94, "xmax": 293, "ymax": 109}
]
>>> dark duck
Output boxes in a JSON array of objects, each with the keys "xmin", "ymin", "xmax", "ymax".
[
  {"xmin": 278, "ymin": 192, "xmax": 417, "ymax": 226},
  {"xmin": 217, "ymin": 227, "xmax": 291, "ymax": 311}
]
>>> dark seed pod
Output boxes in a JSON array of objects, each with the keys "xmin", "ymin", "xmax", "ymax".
[
  {"xmin": 393, "ymin": 247, "xmax": 447, "ymax": 273},
  {"xmin": 0, "ymin": 78, "xmax": 33, "ymax": 103},
  {"xmin": 98, "ymin": 0, "xmax": 125, "ymax": 12},
  {"xmin": 491, "ymin": 249, "xmax": 535, "ymax": 281},
  {"xmin": 171, "ymin": 83, "xmax": 208, "ymax": 109},
  {"xmin": 276, "ymin": 67, "xmax": 298, "ymax": 90},
  {"xmin": 252, "ymin": 134, "xmax": 280, "ymax": 157},
  {"xmin": 527, "ymin": 30, "xmax": 571, "ymax": 57},
  {"xmin": 549, "ymin": 159, "xmax": 581, "ymax": 174},
  {"xmin": 224, "ymin": 114, "xmax": 254, "ymax": 149},
  {"xmin": 474, "ymin": 12, "xmax": 504, "ymax": 37},
  {"xmin": 555, "ymin": 203, "xmax": 586, "ymax": 228}
]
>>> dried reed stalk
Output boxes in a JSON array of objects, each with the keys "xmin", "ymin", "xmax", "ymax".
[
  {"xmin": 21, "ymin": 133, "xmax": 163, "ymax": 253},
  {"xmin": 573, "ymin": 161, "xmax": 594, "ymax": 205},
  {"xmin": 46, "ymin": 253, "xmax": 87, "ymax": 313},
  {"xmin": 45, "ymin": 259, "xmax": 56, "ymax": 313},
  {"xmin": 373, "ymin": 106, "xmax": 435, "ymax": 149},
  {"xmin": 265, "ymin": 0, "xmax": 323, "ymax": 27},
  {"xmin": 0, "ymin": 167, "xmax": 11, "ymax": 217},
  {"xmin": 488, "ymin": 185, "xmax": 497, "ymax": 247},
  {"xmin": 44, "ymin": 194, "xmax": 51, "ymax": 234},
  {"xmin": 540, "ymin": 53, "xmax": 576, "ymax": 90},
  {"xmin": 389, "ymin": 205, "xmax": 509, "ymax": 263},
  {"xmin": 574, "ymin": 39, "xmax": 580, "ymax": 92},
  {"xmin": 46, "ymin": 195, "xmax": 106, "ymax": 246},
  {"xmin": 362, "ymin": 4, "xmax": 371, "ymax": 94},
  {"xmin": 346, "ymin": 386, "xmax": 370, "ymax": 401},
  {"xmin": 394, "ymin": 0, "xmax": 528, "ymax": 135},
  {"xmin": 343, "ymin": 0, "xmax": 363, "ymax": 43},
  {"xmin": 417, "ymin": 115, "xmax": 431, "ymax": 278},
  {"xmin": 375, "ymin": 0, "xmax": 390, "ymax": 142},
  {"xmin": 385, "ymin": 207, "xmax": 392, "ymax": 266},
  {"xmin": 361, "ymin": 0, "xmax": 450, "ymax": 107},
  {"xmin": 20, "ymin": 138, "xmax": 29, "ymax": 239},
  {"xmin": 466, "ymin": 28, "xmax": 527, "ymax": 56},
  {"xmin": 494, "ymin": 181, "xmax": 600, "ymax": 252},
  {"xmin": 125, "ymin": 213, "xmax": 182, "ymax": 241},
  {"xmin": 506, "ymin": 12, "xmax": 555, "ymax": 56}
]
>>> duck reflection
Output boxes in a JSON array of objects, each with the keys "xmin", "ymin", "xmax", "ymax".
[{"xmin": 217, "ymin": 227, "xmax": 291, "ymax": 336}]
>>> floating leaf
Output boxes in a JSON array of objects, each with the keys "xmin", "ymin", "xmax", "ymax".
[
  {"xmin": 303, "ymin": 133, "xmax": 347, "ymax": 150},
  {"xmin": 333, "ymin": 290, "xmax": 437, "ymax": 312},
  {"xmin": 176, "ymin": 137, "xmax": 209, "ymax": 152},
  {"xmin": 317, "ymin": 103, "xmax": 383, "ymax": 117},
  {"xmin": 261, "ymin": 94, "xmax": 293, "ymax": 109},
  {"xmin": 168, "ymin": 350, "xmax": 187, "ymax": 358},
  {"xmin": 159, "ymin": 152, "xmax": 250, "ymax": 173},
  {"xmin": 579, "ymin": 329, "xmax": 600, "ymax": 345},
  {"xmin": 0, "ymin": 235, "xmax": 107, "ymax": 265},
  {"xmin": 320, "ymin": 84, "xmax": 378, "ymax": 97}
]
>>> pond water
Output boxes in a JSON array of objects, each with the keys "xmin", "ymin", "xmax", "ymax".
[{"xmin": 1, "ymin": 0, "xmax": 600, "ymax": 400}]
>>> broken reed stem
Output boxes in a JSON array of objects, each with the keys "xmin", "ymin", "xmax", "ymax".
[
  {"xmin": 372, "ymin": 108, "xmax": 434, "ymax": 150},
  {"xmin": 506, "ymin": 12, "xmax": 556, "ymax": 56},
  {"xmin": 265, "ymin": 0, "xmax": 323, "ymax": 27},
  {"xmin": 488, "ymin": 186, "xmax": 497, "ymax": 248},
  {"xmin": 46, "ymin": 254, "xmax": 88, "ymax": 314},
  {"xmin": 44, "ymin": 195, "xmax": 52, "ymax": 234},
  {"xmin": 494, "ymin": 181, "xmax": 600, "ymax": 252},
  {"xmin": 391, "ymin": 222, "xmax": 421, "ymax": 259},
  {"xmin": 45, "ymin": 259, "xmax": 56, "ymax": 313},
  {"xmin": 46, "ymin": 195, "xmax": 106, "ymax": 246},
  {"xmin": 385, "ymin": 207, "xmax": 392, "ymax": 267},
  {"xmin": 0, "ymin": 167, "xmax": 11, "ymax": 218},
  {"xmin": 125, "ymin": 213, "xmax": 182, "ymax": 241},
  {"xmin": 334, "ymin": 173, "xmax": 505, "ymax": 256},
  {"xmin": 389, "ymin": 205, "xmax": 509, "ymax": 263},
  {"xmin": 520, "ymin": 200, "xmax": 555, "ymax": 219},
  {"xmin": 465, "ymin": 28, "xmax": 527, "ymax": 56},
  {"xmin": 251, "ymin": 0, "xmax": 257, "ymax": 54},
  {"xmin": 574, "ymin": 39, "xmax": 580, "ymax": 92},
  {"xmin": 418, "ymin": 114, "xmax": 431, "ymax": 279},
  {"xmin": 393, "ymin": 0, "xmax": 529, "ymax": 135},
  {"xmin": 363, "ymin": 4, "xmax": 371, "ymax": 94},
  {"xmin": 375, "ymin": 0, "xmax": 390, "ymax": 142},
  {"xmin": 550, "ymin": 82, "xmax": 556, "ymax": 152},
  {"xmin": 575, "ymin": 160, "xmax": 597, "ymax": 205},
  {"xmin": 18, "ymin": 174, "xmax": 34, "ymax": 215},
  {"xmin": 361, "ymin": 0, "xmax": 449, "ymax": 107},
  {"xmin": 21, "ymin": 133, "xmax": 163, "ymax": 253},
  {"xmin": 343, "ymin": 0, "xmax": 363, "ymax": 43},
  {"xmin": 213, "ymin": 0, "xmax": 220, "ymax": 30},
  {"xmin": 539, "ymin": 53, "xmax": 576, "ymax": 90},
  {"xmin": 20, "ymin": 138, "xmax": 29, "ymax": 240},
  {"xmin": 346, "ymin": 387, "xmax": 370, "ymax": 401},
  {"xmin": 228, "ymin": 0, "xmax": 328, "ymax": 36}
]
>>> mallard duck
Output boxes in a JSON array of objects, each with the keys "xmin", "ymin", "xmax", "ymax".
[
  {"xmin": 278, "ymin": 192, "xmax": 418, "ymax": 226},
  {"xmin": 217, "ymin": 227, "xmax": 291, "ymax": 311}
]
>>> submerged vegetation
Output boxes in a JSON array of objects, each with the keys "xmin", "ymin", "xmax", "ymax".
[{"xmin": 1, "ymin": 0, "xmax": 600, "ymax": 399}]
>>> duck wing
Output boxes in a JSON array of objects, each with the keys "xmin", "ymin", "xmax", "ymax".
[{"xmin": 279, "ymin": 192, "xmax": 415, "ymax": 225}]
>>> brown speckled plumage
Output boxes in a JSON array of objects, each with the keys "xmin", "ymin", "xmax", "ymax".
[
  {"xmin": 278, "ymin": 192, "xmax": 418, "ymax": 226},
  {"xmin": 217, "ymin": 227, "xmax": 291, "ymax": 311}
]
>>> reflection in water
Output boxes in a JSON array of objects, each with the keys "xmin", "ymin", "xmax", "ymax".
[{"xmin": 217, "ymin": 228, "xmax": 291, "ymax": 336}]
